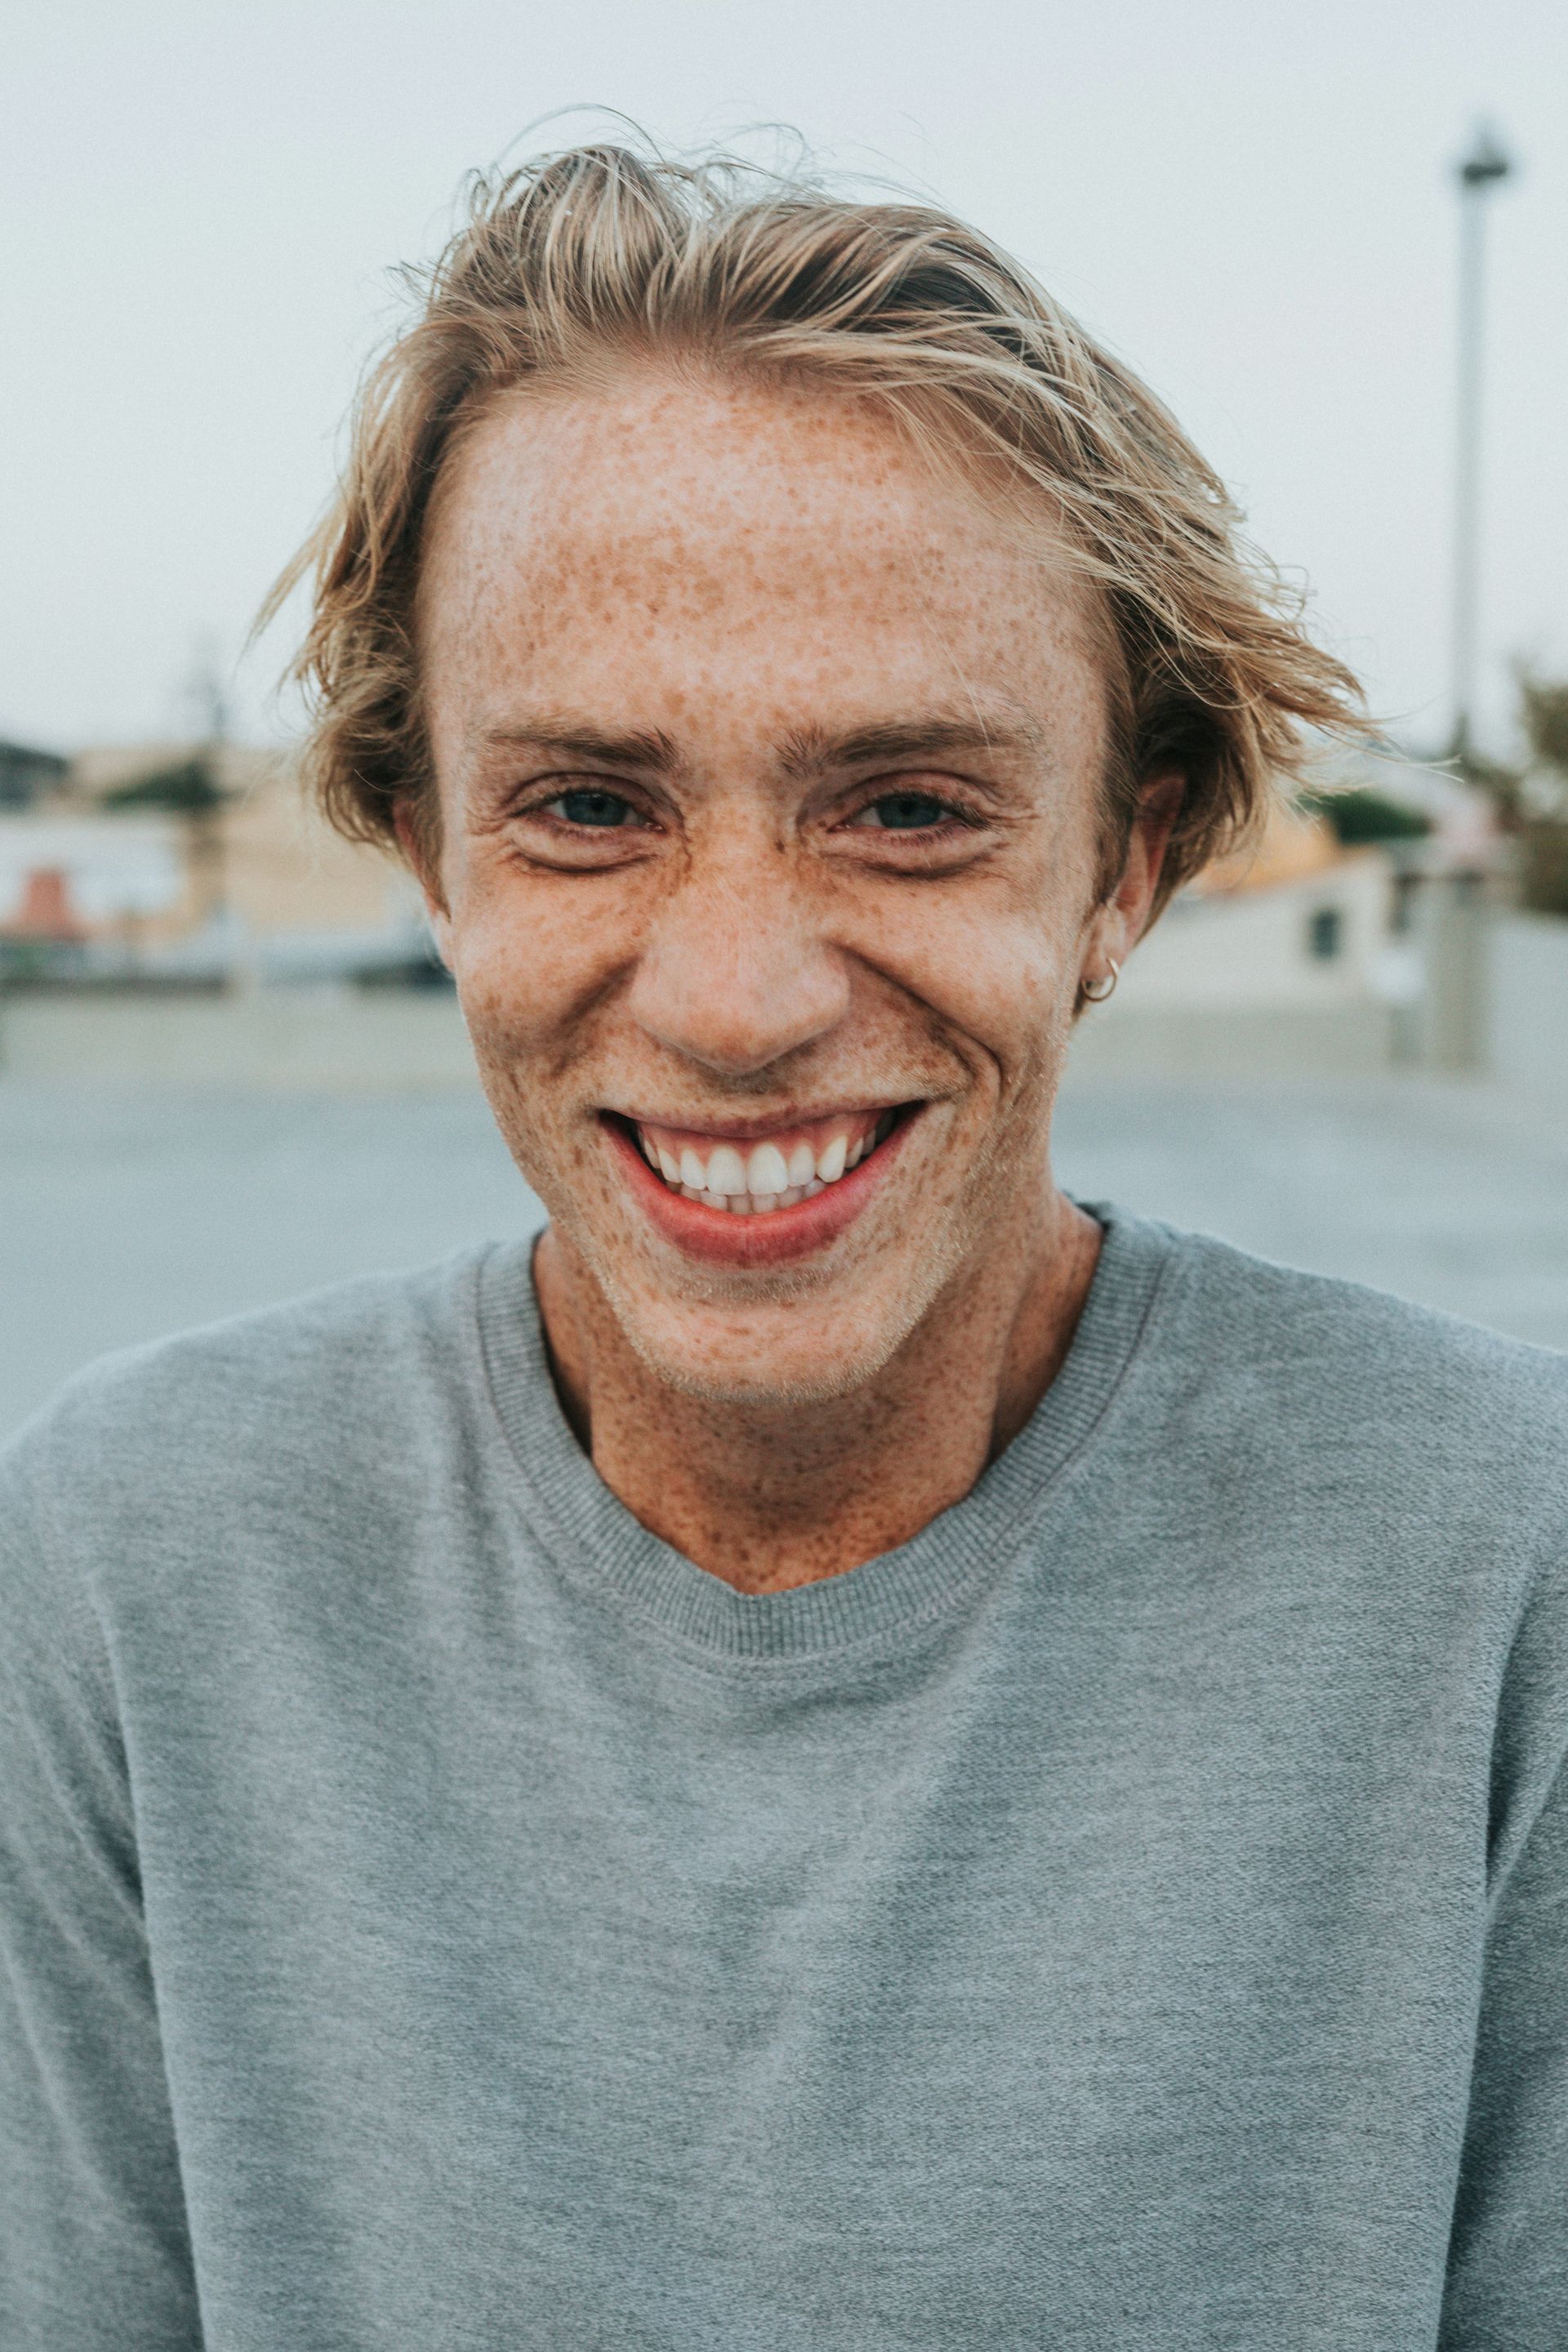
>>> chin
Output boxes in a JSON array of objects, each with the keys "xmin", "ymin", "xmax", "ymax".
[
  {"xmin": 597, "ymin": 1259, "xmax": 958, "ymax": 1409},
  {"xmin": 621, "ymin": 1329, "xmax": 899, "ymax": 1410}
]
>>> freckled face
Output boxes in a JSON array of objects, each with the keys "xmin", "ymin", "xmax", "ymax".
[{"xmin": 416, "ymin": 370, "xmax": 1115, "ymax": 1401}]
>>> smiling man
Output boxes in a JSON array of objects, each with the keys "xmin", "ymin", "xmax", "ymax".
[
  {"xmin": 416, "ymin": 359, "xmax": 1147, "ymax": 1590},
  {"xmin": 4, "ymin": 146, "xmax": 1567, "ymax": 2350}
]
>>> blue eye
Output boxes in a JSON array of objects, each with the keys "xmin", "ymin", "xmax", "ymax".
[
  {"xmin": 551, "ymin": 789, "xmax": 635, "ymax": 828},
  {"xmin": 863, "ymin": 792, "xmax": 952, "ymax": 830}
]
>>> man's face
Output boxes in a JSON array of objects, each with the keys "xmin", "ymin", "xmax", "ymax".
[{"xmin": 416, "ymin": 369, "xmax": 1129, "ymax": 1402}]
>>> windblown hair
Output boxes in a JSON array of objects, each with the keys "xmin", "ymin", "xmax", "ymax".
[{"xmin": 270, "ymin": 140, "xmax": 1364, "ymax": 912}]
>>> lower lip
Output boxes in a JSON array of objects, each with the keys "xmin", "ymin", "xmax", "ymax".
[{"xmin": 601, "ymin": 1111, "xmax": 919, "ymax": 1267}]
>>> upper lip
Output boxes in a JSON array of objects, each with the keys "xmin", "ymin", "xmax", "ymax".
[{"xmin": 604, "ymin": 1100, "xmax": 917, "ymax": 1142}]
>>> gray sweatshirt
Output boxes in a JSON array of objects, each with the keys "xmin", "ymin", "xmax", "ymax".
[{"xmin": 2, "ymin": 1206, "xmax": 1566, "ymax": 2350}]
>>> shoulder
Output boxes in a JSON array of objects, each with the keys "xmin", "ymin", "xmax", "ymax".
[
  {"xmin": 1129, "ymin": 1209, "xmax": 1568, "ymax": 1577},
  {"xmin": 1105, "ymin": 1212, "xmax": 1568, "ymax": 1821},
  {"xmin": 0, "ymin": 1245, "xmax": 522, "ymax": 1604},
  {"xmin": 1162, "ymin": 1217, "xmax": 1567, "ymax": 1440},
  {"xmin": 10, "ymin": 1245, "xmax": 500, "ymax": 1452}
]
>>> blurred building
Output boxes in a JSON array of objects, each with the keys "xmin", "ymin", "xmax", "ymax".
[
  {"xmin": 0, "ymin": 813, "xmax": 183, "ymax": 940},
  {"xmin": 1140, "ymin": 817, "xmax": 1397, "ymax": 1013},
  {"xmin": 0, "ymin": 742, "xmax": 437, "ymax": 985},
  {"xmin": 1072, "ymin": 784, "xmax": 1441, "ymax": 1080}
]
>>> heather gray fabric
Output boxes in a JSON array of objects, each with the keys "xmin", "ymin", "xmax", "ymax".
[{"xmin": 3, "ymin": 1205, "xmax": 1567, "ymax": 2350}]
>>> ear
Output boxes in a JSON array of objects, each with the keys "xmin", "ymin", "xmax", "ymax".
[
  {"xmin": 393, "ymin": 800, "xmax": 455, "ymax": 971},
  {"xmin": 1102, "ymin": 770, "xmax": 1183, "ymax": 960}
]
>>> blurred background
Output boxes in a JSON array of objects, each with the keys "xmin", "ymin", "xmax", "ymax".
[{"xmin": 3, "ymin": 0, "xmax": 1566, "ymax": 1437}]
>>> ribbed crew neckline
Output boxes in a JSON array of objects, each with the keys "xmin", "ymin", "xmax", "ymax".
[{"xmin": 475, "ymin": 1202, "xmax": 1174, "ymax": 1665}]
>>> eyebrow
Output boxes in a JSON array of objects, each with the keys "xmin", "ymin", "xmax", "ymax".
[
  {"xmin": 469, "ymin": 722, "xmax": 682, "ymax": 773},
  {"xmin": 470, "ymin": 711, "xmax": 1047, "ymax": 779},
  {"xmin": 775, "ymin": 716, "xmax": 1049, "ymax": 777}
]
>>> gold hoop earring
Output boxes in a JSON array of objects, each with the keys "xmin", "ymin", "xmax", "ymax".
[{"xmin": 1080, "ymin": 958, "xmax": 1120, "ymax": 1004}]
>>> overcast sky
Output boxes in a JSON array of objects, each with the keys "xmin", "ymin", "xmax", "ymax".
[{"xmin": 3, "ymin": 0, "xmax": 1563, "ymax": 761}]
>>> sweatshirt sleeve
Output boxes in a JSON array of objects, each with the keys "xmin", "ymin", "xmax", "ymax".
[
  {"xmin": 0, "ymin": 1429, "xmax": 203, "ymax": 2350},
  {"xmin": 1440, "ymin": 1576, "xmax": 1568, "ymax": 2350}
]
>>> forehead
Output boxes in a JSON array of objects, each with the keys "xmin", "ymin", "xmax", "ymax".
[{"xmin": 416, "ymin": 367, "xmax": 1107, "ymax": 747}]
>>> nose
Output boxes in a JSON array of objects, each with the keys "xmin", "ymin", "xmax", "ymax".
[{"xmin": 626, "ymin": 839, "xmax": 851, "ymax": 1078}]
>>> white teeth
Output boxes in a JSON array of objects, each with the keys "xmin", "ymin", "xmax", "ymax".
[
  {"xmin": 638, "ymin": 1115, "xmax": 895, "ymax": 1212},
  {"xmin": 706, "ymin": 1144, "xmax": 747, "ymax": 1196},
  {"xmin": 746, "ymin": 1142, "xmax": 790, "ymax": 1195},
  {"xmin": 816, "ymin": 1134, "xmax": 848, "ymax": 1185}
]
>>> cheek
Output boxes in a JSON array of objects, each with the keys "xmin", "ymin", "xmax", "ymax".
[
  {"xmin": 446, "ymin": 864, "xmax": 641, "ymax": 1053},
  {"xmin": 849, "ymin": 871, "xmax": 1084, "ymax": 1070}
]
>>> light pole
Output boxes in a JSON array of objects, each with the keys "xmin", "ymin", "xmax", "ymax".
[{"xmin": 1450, "ymin": 125, "xmax": 1513, "ymax": 772}]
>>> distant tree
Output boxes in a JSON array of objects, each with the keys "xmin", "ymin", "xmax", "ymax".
[
  {"xmin": 1300, "ymin": 787, "xmax": 1432, "ymax": 845},
  {"xmin": 1519, "ymin": 675, "xmax": 1568, "ymax": 808},
  {"xmin": 1459, "ymin": 749, "xmax": 1526, "ymax": 831},
  {"xmin": 101, "ymin": 755, "xmax": 225, "ymax": 815},
  {"xmin": 1514, "ymin": 671, "xmax": 1568, "ymax": 915}
]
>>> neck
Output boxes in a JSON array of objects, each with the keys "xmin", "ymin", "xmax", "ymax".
[{"xmin": 532, "ymin": 1185, "xmax": 1102, "ymax": 1596}]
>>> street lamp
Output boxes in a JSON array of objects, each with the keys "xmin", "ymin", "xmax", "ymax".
[{"xmin": 1449, "ymin": 125, "xmax": 1514, "ymax": 771}]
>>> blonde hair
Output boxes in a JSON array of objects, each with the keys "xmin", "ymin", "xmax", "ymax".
[{"xmin": 270, "ymin": 140, "xmax": 1364, "ymax": 913}]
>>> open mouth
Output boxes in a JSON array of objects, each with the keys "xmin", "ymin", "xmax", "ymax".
[{"xmin": 608, "ymin": 1105, "xmax": 911, "ymax": 1217}]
